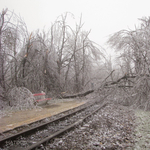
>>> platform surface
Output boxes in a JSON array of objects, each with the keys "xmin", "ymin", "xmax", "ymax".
[{"xmin": 0, "ymin": 99, "xmax": 85, "ymax": 132}]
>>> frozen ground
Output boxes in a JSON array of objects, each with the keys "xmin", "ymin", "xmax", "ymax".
[
  {"xmin": 134, "ymin": 109, "xmax": 150, "ymax": 149},
  {"xmin": 47, "ymin": 103, "xmax": 136, "ymax": 149}
]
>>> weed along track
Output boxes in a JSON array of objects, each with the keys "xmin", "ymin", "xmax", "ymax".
[{"xmin": 0, "ymin": 101, "xmax": 108, "ymax": 150}]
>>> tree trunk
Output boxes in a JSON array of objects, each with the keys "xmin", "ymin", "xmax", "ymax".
[
  {"xmin": 0, "ymin": 10, "xmax": 6, "ymax": 100},
  {"xmin": 61, "ymin": 89, "xmax": 94, "ymax": 99}
]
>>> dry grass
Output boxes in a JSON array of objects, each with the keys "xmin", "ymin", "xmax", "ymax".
[{"xmin": 134, "ymin": 109, "xmax": 150, "ymax": 149}]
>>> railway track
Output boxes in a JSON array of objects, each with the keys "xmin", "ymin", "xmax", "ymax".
[
  {"xmin": 0, "ymin": 101, "xmax": 92, "ymax": 141},
  {"xmin": 0, "ymin": 100, "xmax": 108, "ymax": 150}
]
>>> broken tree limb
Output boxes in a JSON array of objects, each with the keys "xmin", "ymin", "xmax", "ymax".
[
  {"xmin": 60, "ymin": 74, "xmax": 137, "ymax": 99},
  {"xmin": 105, "ymin": 74, "xmax": 136, "ymax": 86},
  {"xmin": 102, "ymin": 70, "xmax": 115, "ymax": 86},
  {"xmin": 61, "ymin": 90, "xmax": 94, "ymax": 99}
]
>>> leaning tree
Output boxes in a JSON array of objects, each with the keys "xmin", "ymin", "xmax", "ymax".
[{"xmin": 107, "ymin": 17, "xmax": 150, "ymax": 110}]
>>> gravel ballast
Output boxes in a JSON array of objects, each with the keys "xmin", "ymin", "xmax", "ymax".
[{"xmin": 46, "ymin": 103, "xmax": 135, "ymax": 149}]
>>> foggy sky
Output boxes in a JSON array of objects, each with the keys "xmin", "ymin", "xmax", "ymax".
[{"xmin": 1, "ymin": 0, "xmax": 150, "ymax": 54}]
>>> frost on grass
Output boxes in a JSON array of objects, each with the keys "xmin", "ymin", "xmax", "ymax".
[
  {"xmin": 47, "ymin": 104, "xmax": 135, "ymax": 150},
  {"xmin": 134, "ymin": 110, "xmax": 150, "ymax": 149}
]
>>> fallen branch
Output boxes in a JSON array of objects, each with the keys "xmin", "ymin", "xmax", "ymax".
[
  {"xmin": 118, "ymin": 85, "xmax": 133, "ymax": 88},
  {"xmin": 61, "ymin": 90, "xmax": 94, "ymax": 99},
  {"xmin": 60, "ymin": 73, "xmax": 136, "ymax": 99},
  {"xmin": 105, "ymin": 74, "xmax": 136, "ymax": 86}
]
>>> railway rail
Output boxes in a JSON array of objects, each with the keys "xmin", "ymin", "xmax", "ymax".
[
  {"xmin": 0, "ymin": 100, "xmax": 108, "ymax": 150},
  {"xmin": 0, "ymin": 101, "xmax": 91, "ymax": 140}
]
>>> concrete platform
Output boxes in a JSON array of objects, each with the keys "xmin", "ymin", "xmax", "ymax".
[{"xmin": 0, "ymin": 99, "xmax": 85, "ymax": 132}]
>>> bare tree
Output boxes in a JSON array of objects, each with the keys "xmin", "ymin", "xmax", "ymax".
[
  {"xmin": 0, "ymin": 9, "xmax": 106, "ymax": 103},
  {"xmin": 107, "ymin": 17, "xmax": 150, "ymax": 110},
  {"xmin": 0, "ymin": 9, "xmax": 8, "ymax": 100}
]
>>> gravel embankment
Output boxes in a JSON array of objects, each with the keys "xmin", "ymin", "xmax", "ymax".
[{"xmin": 47, "ymin": 104, "xmax": 135, "ymax": 150}]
